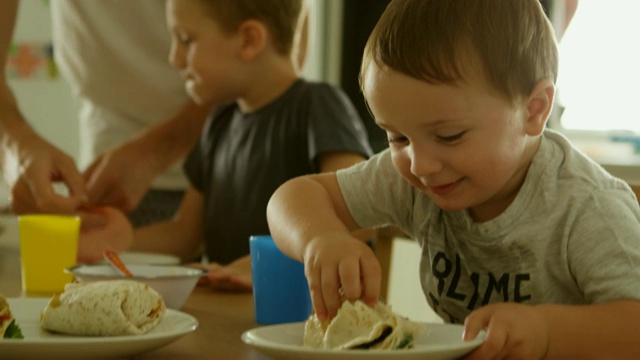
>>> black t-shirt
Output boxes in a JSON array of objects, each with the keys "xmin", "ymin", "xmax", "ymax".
[{"xmin": 184, "ymin": 79, "xmax": 373, "ymax": 263}]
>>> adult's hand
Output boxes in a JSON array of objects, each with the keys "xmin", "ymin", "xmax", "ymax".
[
  {"xmin": 0, "ymin": 0, "xmax": 86, "ymax": 214},
  {"xmin": 82, "ymin": 100, "xmax": 210, "ymax": 213},
  {"xmin": 2, "ymin": 126, "xmax": 87, "ymax": 214},
  {"xmin": 82, "ymin": 138, "xmax": 159, "ymax": 214}
]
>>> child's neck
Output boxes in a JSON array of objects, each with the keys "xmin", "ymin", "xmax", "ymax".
[{"xmin": 237, "ymin": 58, "xmax": 298, "ymax": 113}]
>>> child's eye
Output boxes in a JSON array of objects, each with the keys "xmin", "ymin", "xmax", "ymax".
[
  {"xmin": 436, "ymin": 131, "xmax": 466, "ymax": 143},
  {"xmin": 387, "ymin": 135, "xmax": 409, "ymax": 145}
]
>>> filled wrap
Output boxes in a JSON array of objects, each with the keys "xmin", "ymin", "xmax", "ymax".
[
  {"xmin": 1, "ymin": 293, "xmax": 23, "ymax": 339},
  {"xmin": 0, "ymin": 294, "xmax": 10, "ymax": 336},
  {"xmin": 304, "ymin": 300, "xmax": 425, "ymax": 350},
  {"xmin": 40, "ymin": 279, "xmax": 166, "ymax": 336}
]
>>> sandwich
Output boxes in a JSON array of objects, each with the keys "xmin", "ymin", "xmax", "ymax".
[
  {"xmin": 0, "ymin": 293, "xmax": 23, "ymax": 339},
  {"xmin": 40, "ymin": 279, "xmax": 166, "ymax": 336},
  {"xmin": 303, "ymin": 300, "xmax": 425, "ymax": 350}
]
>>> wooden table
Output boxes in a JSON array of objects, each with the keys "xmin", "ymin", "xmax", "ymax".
[{"xmin": 0, "ymin": 220, "xmax": 270, "ymax": 359}]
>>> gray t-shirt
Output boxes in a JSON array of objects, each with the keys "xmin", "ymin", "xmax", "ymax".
[
  {"xmin": 185, "ymin": 79, "xmax": 373, "ymax": 264},
  {"xmin": 337, "ymin": 129, "xmax": 640, "ymax": 323}
]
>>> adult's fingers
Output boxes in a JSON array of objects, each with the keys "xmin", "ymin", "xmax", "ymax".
[
  {"xmin": 11, "ymin": 177, "xmax": 80, "ymax": 214},
  {"xmin": 13, "ymin": 159, "xmax": 87, "ymax": 213},
  {"xmin": 53, "ymin": 156, "xmax": 89, "ymax": 203}
]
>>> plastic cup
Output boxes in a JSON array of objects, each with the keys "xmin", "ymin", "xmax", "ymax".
[
  {"xmin": 249, "ymin": 235, "xmax": 312, "ymax": 325},
  {"xmin": 19, "ymin": 214, "xmax": 80, "ymax": 294}
]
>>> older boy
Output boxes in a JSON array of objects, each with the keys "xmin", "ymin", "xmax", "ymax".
[
  {"xmin": 267, "ymin": 0, "xmax": 640, "ymax": 358},
  {"xmin": 79, "ymin": 0, "xmax": 372, "ymax": 291}
]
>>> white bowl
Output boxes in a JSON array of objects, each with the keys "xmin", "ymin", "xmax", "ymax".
[{"xmin": 67, "ymin": 264, "xmax": 206, "ymax": 309}]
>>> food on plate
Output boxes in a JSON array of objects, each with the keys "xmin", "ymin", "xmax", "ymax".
[
  {"xmin": 303, "ymin": 300, "xmax": 425, "ymax": 350},
  {"xmin": 1, "ymin": 293, "xmax": 23, "ymax": 339},
  {"xmin": 40, "ymin": 279, "xmax": 166, "ymax": 336}
]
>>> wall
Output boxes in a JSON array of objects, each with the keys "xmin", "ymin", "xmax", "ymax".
[{"xmin": 387, "ymin": 237, "xmax": 443, "ymax": 323}]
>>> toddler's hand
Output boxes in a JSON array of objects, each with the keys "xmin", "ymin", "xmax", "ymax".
[
  {"xmin": 302, "ymin": 233, "xmax": 381, "ymax": 320},
  {"xmin": 463, "ymin": 302, "xmax": 549, "ymax": 360}
]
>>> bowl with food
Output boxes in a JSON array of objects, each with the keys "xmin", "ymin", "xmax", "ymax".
[{"xmin": 67, "ymin": 264, "xmax": 206, "ymax": 309}]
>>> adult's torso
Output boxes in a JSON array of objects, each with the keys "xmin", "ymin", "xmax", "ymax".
[{"xmin": 50, "ymin": 0, "xmax": 189, "ymax": 188}]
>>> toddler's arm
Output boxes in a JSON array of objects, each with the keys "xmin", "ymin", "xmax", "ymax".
[
  {"xmin": 463, "ymin": 300, "xmax": 640, "ymax": 359},
  {"xmin": 267, "ymin": 173, "xmax": 381, "ymax": 319}
]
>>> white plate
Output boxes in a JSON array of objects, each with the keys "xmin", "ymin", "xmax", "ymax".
[
  {"xmin": 114, "ymin": 251, "xmax": 181, "ymax": 265},
  {"xmin": 242, "ymin": 322, "xmax": 485, "ymax": 360},
  {"xmin": 1, "ymin": 298, "xmax": 198, "ymax": 358}
]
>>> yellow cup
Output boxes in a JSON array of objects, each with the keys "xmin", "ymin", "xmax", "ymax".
[{"xmin": 19, "ymin": 214, "xmax": 80, "ymax": 294}]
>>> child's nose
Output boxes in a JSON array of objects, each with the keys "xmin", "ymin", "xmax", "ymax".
[{"xmin": 409, "ymin": 144, "xmax": 442, "ymax": 177}]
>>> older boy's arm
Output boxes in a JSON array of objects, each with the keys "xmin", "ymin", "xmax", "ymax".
[
  {"xmin": 464, "ymin": 300, "xmax": 640, "ymax": 359},
  {"xmin": 267, "ymin": 173, "xmax": 381, "ymax": 319},
  {"xmin": 130, "ymin": 187, "xmax": 205, "ymax": 262}
]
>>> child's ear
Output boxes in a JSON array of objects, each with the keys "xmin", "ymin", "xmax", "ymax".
[
  {"xmin": 525, "ymin": 79, "xmax": 555, "ymax": 136},
  {"xmin": 238, "ymin": 20, "xmax": 267, "ymax": 61}
]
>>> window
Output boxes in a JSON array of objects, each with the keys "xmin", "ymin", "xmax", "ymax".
[{"xmin": 552, "ymin": 1, "xmax": 640, "ymax": 165}]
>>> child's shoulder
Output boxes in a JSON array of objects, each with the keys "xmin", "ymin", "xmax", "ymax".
[{"xmin": 543, "ymin": 129, "xmax": 634, "ymax": 200}]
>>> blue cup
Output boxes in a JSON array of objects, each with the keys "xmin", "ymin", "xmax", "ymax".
[{"xmin": 249, "ymin": 235, "xmax": 312, "ymax": 324}]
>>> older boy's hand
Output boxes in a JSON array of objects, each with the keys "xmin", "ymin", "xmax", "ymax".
[
  {"xmin": 302, "ymin": 233, "xmax": 381, "ymax": 320},
  {"xmin": 190, "ymin": 255, "xmax": 253, "ymax": 292},
  {"xmin": 463, "ymin": 303, "xmax": 549, "ymax": 360},
  {"xmin": 76, "ymin": 206, "xmax": 133, "ymax": 263}
]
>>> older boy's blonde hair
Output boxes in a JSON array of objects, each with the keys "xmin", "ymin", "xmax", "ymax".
[
  {"xmin": 195, "ymin": 0, "xmax": 303, "ymax": 56},
  {"xmin": 361, "ymin": 0, "xmax": 558, "ymax": 104}
]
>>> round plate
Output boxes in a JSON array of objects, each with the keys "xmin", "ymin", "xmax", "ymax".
[
  {"xmin": 242, "ymin": 321, "xmax": 485, "ymax": 360},
  {"xmin": 1, "ymin": 298, "xmax": 198, "ymax": 358}
]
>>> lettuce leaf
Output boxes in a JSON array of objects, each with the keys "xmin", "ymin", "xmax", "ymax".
[
  {"xmin": 396, "ymin": 335, "xmax": 413, "ymax": 349},
  {"xmin": 3, "ymin": 319, "xmax": 24, "ymax": 339}
]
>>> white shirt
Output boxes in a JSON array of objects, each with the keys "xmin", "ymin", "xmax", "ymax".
[{"xmin": 51, "ymin": 0, "xmax": 189, "ymax": 189}]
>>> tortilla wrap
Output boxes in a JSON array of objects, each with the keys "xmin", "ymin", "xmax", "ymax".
[
  {"xmin": 40, "ymin": 279, "xmax": 166, "ymax": 336},
  {"xmin": 0, "ymin": 294, "xmax": 12, "ymax": 337},
  {"xmin": 304, "ymin": 300, "xmax": 425, "ymax": 350}
]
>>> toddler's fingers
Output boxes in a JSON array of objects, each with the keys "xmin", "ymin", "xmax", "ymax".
[
  {"xmin": 463, "ymin": 320, "xmax": 484, "ymax": 342},
  {"xmin": 463, "ymin": 306, "xmax": 507, "ymax": 360},
  {"xmin": 320, "ymin": 264, "xmax": 342, "ymax": 319},
  {"xmin": 305, "ymin": 262, "xmax": 328, "ymax": 320},
  {"xmin": 360, "ymin": 256, "xmax": 382, "ymax": 306},
  {"xmin": 338, "ymin": 257, "xmax": 361, "ymax": 301},
  {"xmin": 463, "ymin": 305, "xmax": 494, "ymax": 341}
]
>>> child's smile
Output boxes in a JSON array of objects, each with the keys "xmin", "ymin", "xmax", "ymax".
[{"xmin": 427, "ymin": 177, "xmax": 465, "ymax": 197}]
